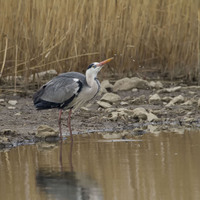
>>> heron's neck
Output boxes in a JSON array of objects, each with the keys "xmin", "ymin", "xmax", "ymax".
[
  {"xmin": 85, "ymin": 72, "xmax": 100, "ymax": 98},
  {"xmin": 86, "ymin": 74, "xmax": 97, "ymax": 87}
]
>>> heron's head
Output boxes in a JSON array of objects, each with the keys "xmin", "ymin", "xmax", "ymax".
[{"xmin": 86, "ymin": 57, "xmax": 113, "ymax": 78}]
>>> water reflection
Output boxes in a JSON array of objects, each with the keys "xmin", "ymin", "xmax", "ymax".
[
  {"xmin": 0, "ymin": 130, "xmax": 200, "ymax": 200},
  {"xmin": 36, "ymin": 141, "xmax": 103, "ymax": 200}
]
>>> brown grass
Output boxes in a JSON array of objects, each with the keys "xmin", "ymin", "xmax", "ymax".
[{"xmin": 0, "ymin": 0, "xmax": 198, "ymax": 90}]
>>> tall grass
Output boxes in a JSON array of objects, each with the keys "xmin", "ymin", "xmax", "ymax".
[{"xmin": 0, "ymin": 0, "xmax": 198, "ymax": 90}]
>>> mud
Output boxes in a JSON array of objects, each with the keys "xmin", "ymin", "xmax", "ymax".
[{"xmin": 0, "ymin": 79, "xmax": 200, "ymax": 150}]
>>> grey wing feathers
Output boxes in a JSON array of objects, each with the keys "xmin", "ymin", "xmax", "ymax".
[{"xmin": 33, "ymin": 72, "xmax": 87, "ymax": 108}]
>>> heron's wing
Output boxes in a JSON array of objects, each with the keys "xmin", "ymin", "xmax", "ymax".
[{"xmin": 34, "ymin": 72, "xmax": 86, "ymax": 104}]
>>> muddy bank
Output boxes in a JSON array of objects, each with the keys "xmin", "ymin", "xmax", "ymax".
[{"xmin": 0, "ymin": 77, "xmax": 200, "ymax": 149}]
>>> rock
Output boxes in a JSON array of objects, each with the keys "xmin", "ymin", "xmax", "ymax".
[
  {"xmin": 99, "ymin": 80, "xmax": 113, "ymax": 94},
  {"xmin": 171, "ymin": 95, "xmax": 184, "ymax": 104},
  {"xmin": 8, "ymin": 100, "xmax": 18, "ymax": 105},
  {"xmin": 101, "ymin": 80, "xmax": 113, "ymax": 91},
  {"xmin": 198, "ymin": 99, "xmax": 200, "ymax": 107},
  {"xmin": 149, "ymin": 81, "xmax": 163, "ymax": 89},
  {"xmin": 162, "ymin": 96, "xmax": 173, "ymax": 103},
  {"xmin": 101, "ymin": 92, "xmax": 121, "ymax": 103},
  {"xmin": 132, "ymin": 107, "xmax": 148, "ymax": 120},
  {"xmin": 14, "ymin": 112, "xmax": 21, "ymax": 116},
  {"xmin": 29, "ymin": 69, "xmax": 57, "ymax": 81},
  {"xmin": 109, "ymin": 112, "xmax": 119, "ymax": 121},
  {"xmin": 36, "ymin": 125, "xmax": 58, "ymax": 138},
  {"xmin": 158, "ymin": 86, "xmax": 181, "ymax": 93},
  {"xmin": 109, "ymin": 108, "xmax": 129, "ymax": 121},
  {"xmin": 120, "ymin": 101, "xmax": 129, "ymax": 106},
  {"xmin": 0, "ymin": 129, "xmax": 15, "ymax": 135},
  {"xmin": 131, "ymin": 95, "xmax": 146, "ymax": 104},
  {"xmin": 0, "ymin": 99, "xmax": 4, "ymax": 102},
  {"xmin": 97, "ymin": 101, "xmax": 112, "ymax": 108},
  {"xmin": 165, "ymin": 95, "xmax": 185, "ymax": 107},
  {"xmin": 147, "ymin": 112, "xmax": 158, "ymax": 122},
  {"xmin": 80, "ymin": 107, "xmax": 90, "ymax": 111},
  {"xmin": 130, "ymin": 77, "xmax": 149, "ymax": 89},
  {"xmin": 0, "ymin": 136, "xmax": 9, "ymax": 143},
  {"xmin": 113, "ymin": 77, "xmax": 133, "ymax": 92},
  {"xmin": 7, "ymin": 106, "xmax": 16, "ymax": 110},
  {"xmin": 113, "ymin": 77, "xmax": 149, "ymax": 92},
  {"xmin": 132, "ymin": 88, "xmax": 138, "ymax": 92},
  {"xmin": 132, "ymin": 107, "xmax": 158, "ymax": 122},
  {"xmin": 149, "ymin": 94, "xmax": 162, "ymax": 105},
  {"xmin": 105, "ymin": 108, "xmax": 116, "ymax": 113},
  {"xmin": 181, "ymin": 100, "xmax": 193, "ymax": 106}
]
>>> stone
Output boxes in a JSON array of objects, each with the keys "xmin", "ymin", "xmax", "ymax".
[
  {"xmin": 101, "ymin": 92, "xmax": 121, "ymax": 103},
  {"xmin": 8, "ymin": 100, "xmax": 17, "ymax": 106},
  {"xmin": 158, "ymin": 86, "xmax": 181, "ymax": 93},
  {"xmin": 36, "ymin": 125, "xmax": 58, "ymax": 138},
  {"xmin": 198, "ymin": 99, "xmax": 200, "ymax": 107},
  {"xmin": 7, "ymin": 106, "xmax": 16, "ymax": 110},
  {"xmin": 149, "ymin": 81, "xmax": 163, "ymax": 89},
  {"xmin": 113, "ymin": 77, "xmax": 133, "ymax": 92},
  {"xmin": 162, "ymin": 96, "xmax": 173, "ymax": 103},
  {"xmin": 132, "ymin": 107, "xmax": 148, "ymax": 120},
  {"xmin": 97, "ymin": 101, "xmax": 112, "ymax": 108},
  {"xmin": 165, "ymin": 95, "xmax": 185, "ymax": 107},
  {"xmin": 149, "ymin": 94, "xmax": 162, "ymax": 105},
  {"xmin": 14, "ymin": 112, "xmax": 21, "ymax": 116},
  {"xmin": 80, "ymin": 107, "xmax": 90, "ymax": 111},
  {"xmin": 0, "ymin": 99, "xmax": 4, "ymax": 102},
  {"xmin": 132, "ymin": 88, "xmax": 138, "ymax": 92},
  {"xmin": 0, "ymin": 129, "xmax": 15, "ymax": 135},
  {"xmin": 131, "ymin": 95, "xmax": 146, "ymax": 104},
  {"xmin": 181, "ymin": 100, "xmax": 193, "ymax": 106},
  {"xmin": 120, "ymin": 101, "xmax": 129, "ymax": 106},
  {"xmin": 101, "ymin": 80, "xmax": 113, "ymax": 91},
  {"xmin": 147, "ymin": 112, "xmax": 158, "ymax": 122},
  {"xmin": 132, "ymin": 107, "xmax": 158, "ymax": 122},
  {"xmin": 130, "ymin": 77, "xmax": 149, "ymax": 89},
  {"xmin": 29, "ymin": 69, "xmax": 57, "ymax": 81},
  {"xmin": 113, "ymin": 77, "xmax": 149, "ymax": 92},
  {"xmin": 99, "ymin": 80, "xmax": 113, "ymax": 94}
]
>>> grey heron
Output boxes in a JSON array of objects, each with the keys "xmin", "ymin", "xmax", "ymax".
[{"xmin": 33, "ymin": 57, "xmax": 113, "ymax": 141}]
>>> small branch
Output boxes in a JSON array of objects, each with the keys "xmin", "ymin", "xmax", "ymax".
[{"xmin": 0, "ymin": 36, "xmax": 8, "ymax": 78}]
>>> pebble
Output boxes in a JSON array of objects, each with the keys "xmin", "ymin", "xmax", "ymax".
[
  {"xmin": 97, "ymin": 101, "xmax": 112, "ymax": 108},
  {"xmin": 158, "ymin": 86, "xmax": 181, "ymax": 93},
  {"xmin": 131, "ymin": 95, "xmax": 146, "ymax": 104},
  {"xmin": 8, "ymin": 100, "xmax": 18, "ymax": 106},
  {"xmin": 36, "ymin": 125, "xmax": 58, "ymax": 138},
  {"xmin": 166, "ymin": 95, "xmax": 185, "ymax": 107},
  {"xmin": 7, "ymin": 106, "xmax": 16, "ymax": 110},
  {"xmin": 101, "ymin": 92, "xmax": 121, "ymax": 103},
  {"xmin": 149, "ymin": 94, "xmax": 162, "ymax": 105},
  {"xmin": 113, "ymin": 77, "xmax": 149, "ymax": 92},
  {"xmin": 198, "ymin": 99, "xmax": 200, "ymax": 107}
]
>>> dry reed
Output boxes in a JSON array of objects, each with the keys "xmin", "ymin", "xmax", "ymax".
[{"xmin": 0, "ymin": 0, "xmax": 198, "ymax": 90}]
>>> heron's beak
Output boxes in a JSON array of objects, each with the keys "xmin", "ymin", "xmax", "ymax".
[{"xmin": 98, "ymin": 57, "xmax": 114, "ymax": 66}]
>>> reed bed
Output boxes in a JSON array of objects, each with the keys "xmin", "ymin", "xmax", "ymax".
[{"xmin": 0, "ymin": 0, "xmax": 198, "ymax": 91}]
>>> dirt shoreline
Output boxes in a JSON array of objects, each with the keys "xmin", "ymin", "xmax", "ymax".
[{"xmin": 1, "ymin": 78, "xmax": 200, "ymax": 150}]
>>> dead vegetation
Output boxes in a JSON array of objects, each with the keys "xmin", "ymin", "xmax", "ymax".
[{"xmin": 0, "ymin": 0, "xmax": 198, "ymax": 93}]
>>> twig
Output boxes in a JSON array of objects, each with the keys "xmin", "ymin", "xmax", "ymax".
[
  {"xmin": 0, "ymin": 36, "xmax": 8, "ymax": 78},
  {"xmin": 14, "ymin": 44, "xmax": 18, "ymax": 95}
]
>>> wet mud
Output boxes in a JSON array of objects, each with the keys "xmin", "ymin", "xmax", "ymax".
[{"xmin": 0, "ymin": 78, "xmax": 200, "ymax": 150}]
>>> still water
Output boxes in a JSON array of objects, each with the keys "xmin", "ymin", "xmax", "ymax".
[{"xmin": 0, "ymin": 130, "xmax": 200, "ymax": 200}]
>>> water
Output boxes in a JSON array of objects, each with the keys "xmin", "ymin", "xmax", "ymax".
[{"xmin": 0, "ymin": 130, "xmax": 200, "ymax": 200}]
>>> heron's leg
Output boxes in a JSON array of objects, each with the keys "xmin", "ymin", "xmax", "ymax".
[
  {"xmin": 67, "ymin": 108, "xmax": 73, "ymax": 142},
  {"xmin": 58, "ymin": 109, "xmax": 63, "ymax": 139}
]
